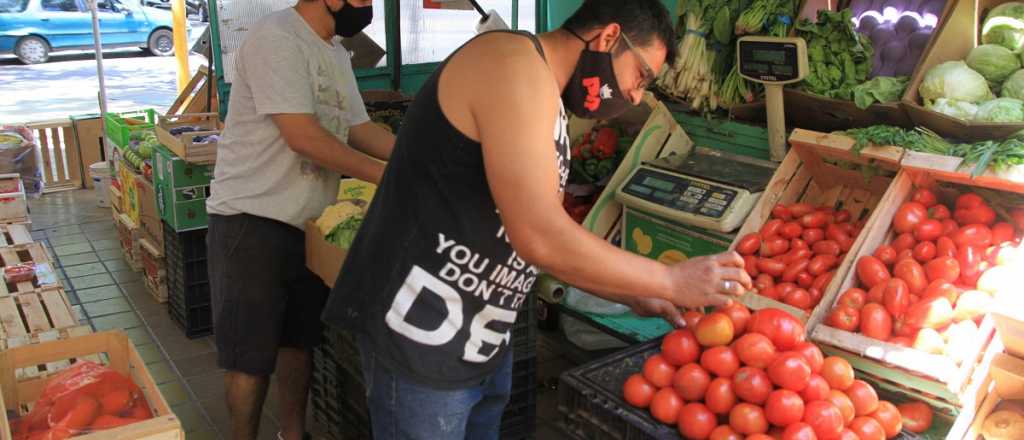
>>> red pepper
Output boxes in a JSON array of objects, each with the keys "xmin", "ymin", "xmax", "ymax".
[{"xmin": 592, "ymin": 127, "xmax": 619, "ymax": 159}]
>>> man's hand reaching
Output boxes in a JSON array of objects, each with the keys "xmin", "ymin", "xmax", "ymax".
[{"xmin": 665, "ymin": 251, "xmax": 753, "ymax": 309}]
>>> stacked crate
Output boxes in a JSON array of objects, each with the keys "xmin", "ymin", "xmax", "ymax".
[{"xmin": 164, "ymin": 225, "xmax": 211, "ymax": 338}]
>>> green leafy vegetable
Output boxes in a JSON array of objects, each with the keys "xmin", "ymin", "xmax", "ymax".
[
  {"xmin": 926, "ymin": 98, "xmax": 980, "ymax": 120},
  {"xmin": 975, "ymin": 97, "xmax": 1024, "ymax": 122},
  {"xmin": 919, "ymin": 61, "xmax": 993, "ymax": 104},
  {"xmin": 795, "ymin": 9, "xmax": 873, "ymax": 100},
  {"xmin": 982, "ymin": 2, "xmax": 1024, "ymax": 53},
  {"xmin": 851, "ymin": 76, "xmax": 909, "ymax": 109},
  {"xmin": 1001, "ymin": 69, "xmax": 1024, "ymax": 99},
  {"xmin": 325, "ymin": 215, "xmax": 364, "ymax": 249},
  {"xmin": 966, "ymin": 44, "xmax": 1021, "ymax": 86}
]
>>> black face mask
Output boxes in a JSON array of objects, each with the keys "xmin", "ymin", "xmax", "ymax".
[
  {"xmin": 561, "ymin": 29, "xmax": 632, "ymax": 120},
  {"xmin": 329, "ymin": 2, "xmax": 373, "ymax": 38}
]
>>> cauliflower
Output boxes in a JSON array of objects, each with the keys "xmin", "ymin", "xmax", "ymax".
[{"xmin": 316, "ymin": 201, "xmax": 365, "ymax": 236}]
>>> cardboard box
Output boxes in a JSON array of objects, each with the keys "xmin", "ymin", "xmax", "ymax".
[
  {"xmin": 305, "ymin": 219, "xmax": 348, "ymax": 289},
  {"xmin": 154, "ymin": 146, "xmax": 211, "ymax": 232},
  {"xmin": 136, "ymin": 176, "xmax": 164, "ymax": 251},
  {"xmin": 0, "ymin": 174, "xmax": 27, "ymax": 224},
  {"xmin": 903, "ymin": 0, "xmax": 1024, "ymax": 141}
]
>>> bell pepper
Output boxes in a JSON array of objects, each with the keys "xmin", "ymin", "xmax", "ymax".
[{"xmin": 592, "ymin": 127, "xmax": 619, "ymax": 159}]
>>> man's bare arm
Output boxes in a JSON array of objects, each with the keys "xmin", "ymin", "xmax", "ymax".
[{"xmin": 271, "ymin": 114, "xmax": 386, "ymax": 184}]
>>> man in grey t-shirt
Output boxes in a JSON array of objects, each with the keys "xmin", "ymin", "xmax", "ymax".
[{"xmin": 205, "ymin": 1, "xmax": 392, "ymax": 439}]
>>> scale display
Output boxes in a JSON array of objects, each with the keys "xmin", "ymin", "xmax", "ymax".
[
  {"xmin": 738, "ymin": 40, "xmax": 801, "ymax": 83},
  {"xmin": 622, "ymin": 168, "xmax": 739, "ymax": 220}
]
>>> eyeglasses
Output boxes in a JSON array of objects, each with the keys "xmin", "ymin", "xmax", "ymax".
[{"xmin": 620, "ymin": 33, "xmax": 656, "ymax": 91}]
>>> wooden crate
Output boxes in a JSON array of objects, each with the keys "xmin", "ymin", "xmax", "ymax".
[
  {"xmin": 0, "ymin": 243, "xmax": 59, "ymax": 296},
  {"xmin": 1, "ymin": 325, "xmax": 92, "ymax": 381},
  {"xmin": 0, "ymin": 224, "xmax": 33, "ymax": 248},
  {"xmin": 116, "ymin": 213, "xmax": 143, "ymax": 272},
  {"xmin": 810, "ymin": 170, "xmax": 1001, "ymax": 404},
  {"xmin": 0, "ymin": 287, "xmax": 83, "ymax": 380},
  {"xmin": 0, "ymin": 174, "xmax": 28, "ymax": 225},
  {"xmin": 0, "ymin": 331, "xmax": 183, "ymax": 440},
  {"xmin": 155, "ymin": 113, "xmax": 218, "ymax": 165},
  {"xmin": 138, "ymin": 237, "xmax": 166, "ymax": 304},
  {"xmin": 730, "ymin": 129, "xmax": 904, "ymax": 321},
  {"xmin": 960, "ymin": 350, "xmax": 1024, "ymax": 440}
]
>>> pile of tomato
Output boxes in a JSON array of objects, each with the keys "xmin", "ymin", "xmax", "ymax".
[
  {"xmin": 825, "ymin": 188, "xmax": 1023, "ymax": 361},
  {"xmin": 621, "ymin": 305, "xmax": 934, "ymax": 439},
  {"xmin": 736, "ymin": 203, "xmax": 867, "ymax": 313}
]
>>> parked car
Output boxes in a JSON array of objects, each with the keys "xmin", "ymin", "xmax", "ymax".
[
  {"xmin": 142, "ymin": 0, "xmax": 206, "ymax": 22},
  {"xmin": 0, "ymin": 0, "xmax": 188, "ymax": 64}
]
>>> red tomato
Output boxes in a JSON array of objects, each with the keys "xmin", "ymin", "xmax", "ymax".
[
  {"xmin": 790, "ymin": 203, "xmax": 815, "ymax": 218},
  {"xmin": 782, "ymin": 258, "xmax": 811, "ymax": 283},
  {"xmin": 857, "ymin": 256, "xmax": 891, "ymax": 289},
  {"xmin": 913, "ymin": 241, "xmax": 937, "ymax": 263},
  {"xmin": 930, "ymin": 204, "xmax": 951, "ymax": 220},
  {"xmin": 812, "ymin": 271, "xmax": 835, "ymax": 294},
  {"xmin": 870, "ymin": 401, "xmax": 903, "ymax": 438},
  {"xmin": 733, "ymin": 367, "xmax": 772, "ymax": 404},
  {"xmin": 744, "ymin": 255, "xmax": 760, "ymax": 277},
  {"xmin": 793, "ymin": 342, "xmax": 824, "ymax": 374},
  {"xmin": 782, "ymin": 222, "xmax": 804, "ymax": 239},
  {"xmin": 894, "ymin": 259, "xmax": 928, "ymax": 295},
  {"xmin": 894, "ymin": 202, "xmax": 928, "ymax": 234},
  {"xmin": 956, "ymin": 193, "xmax": 985, "ymax": 209},
  {"xmin": 860, "ymin": 304, "xmax": 893, "ymax": 341},
  {"xmin": 768, "ymin": 352, "xmax": 812, "ymax": 392},
  {"xmin": 922, "ymin": 280, "xmax": 959, "ymax": 304},
  {"xmin": 955, "ymin": 205, "xmax": 996, "ymax": 226},
  {"xmin": 941, "ymin": 219, "xmax": 959, "ymax": 237},
  {"xmin": 936, "ymin": 236, "xmax": 957, "ymax": 259},
  {"xmin": 925, "ymin": 256, "xmax": 960, "ymax": 284},
  {"xmin": 758, "ymin": 259, "xmax": 786, "ymax": 277},
  {"xmin": 797, "ymin": 272, "xmax": 815, "ymax": 290},
  {"xmin": 696, "ymin": 312, "xmax": 736, "ymax": 347},
  {"xmin": 98, "ymin": 389, "xmax": 133, "ymax": 416},
  {"xmin": 849, "ymin": 416, "xmax": 886, "ymax": 440},
  {"xmin": 678, "ymin": 403, "xmax": 717, "ymax": 440},
  {"xmin": 992, "ymin": 222, "xmax": 1015, "ymax": 245},
  {"xmin": 737, "ymin": 233, "xmax": 762, "ymax": 255},
  {"xmin": 784, "ymin": 248, "xmax": 814, "ymax": 265},
  {"xmin": 808, "ymin": 254, "xmax": 837, "ymax": 276},
  {"xmin": 905, "ymin": 297, "xmax": 954, "ymax": 329},
  {"xmin": 762, "ymin": 219, "xmax": 785, "ymax": 239},
  {"xmin": 748, "ymin": 308, "xmax": 806, "ymax": 350},
  {"xmin": 622, "ymin": 374, "xmax": 657, "ymax": 408},
  {"xmin": 782, "ymin": 423, "xmax": 818, "ymax": 440},
  {"xmin": 733, "ymin": 333, "xmax": 778, "ymax": 369},
  {"xmin": 773, "ymin": 205, "xmax": 793, "ymax": 220},
  {"xmin": 892, "ymin": 312, "xmax": 921, "ymax": 337},
  {"xmin": 896, "ymin": 249, "xmax": 915, "ymax": 263},
  {"xmin": 803, "ymin": 228, "xmax": 825, "ymax": 245},
  {"xmin": 673, "ymin": 363, "xmax": 712, "ymax": 402},
  {"xmin": 709, "ymin": 425, "xmax": 743, "ymax": 440},
  {"xmin": 889, "ymin": 336, "xmax": 914, "ymax": 347},
  {"xmin": 867, "ymin": 282, "xmax": 885, "ymax": 304},
  {"xmin": 650, "ymin": 388, "xmax": 684, "ymax": 424},
  {"xmin": 874, "ymin": 245, "xmax": 897, "ymax": 265},
  {"xmin": 755, "ymin": 273, "xmax": 775, "ymax": 293},
  {"xmin": 912, "ymin": 188, "xmax": 938, "ymax": 208},
  {"xmin": 897, "ymin": 401, "xmax": 934, "ymax": 434},
  {"xmin": 765, "ymin": 389, "xmax": 805, "ymax": 427},
  {"xmin": 683, "ymin": 311, "xmax": 704, "ymax": 329},
  {"xmin": 801, "ymin": 374, "xmax": 831, "ymax": 402},
  {"xmin": 837, "ymin": 429, "xmax": 861, "ymax": 440},
  {"xmin": 762, "ymin": 237, "xmax": 791, "ymax": 258},
  {"xmin": 838, "ymin": 288, "xmax": 868, "ymax": 310},
  {"xmin": 827, "ymin": 306, "xmax": 860, "ymax": 331},
  {"xmin": 661, "ymin": 329, "xmax": 701, "ymax": 366},
  {"xmin": 803, "ymin": 400, "xmax": 844, "ymax": 440},
  {"xmin": 835, "ymin": 209, "xmax": 852, "ymax": 223},
  {"xmin": 954, "ymin": 224, "xmax": 993, "ymax": 248},
  {"xmin": 838, "ymin": 235, "xmax": 856, "ymax": 253},
  {"xmin": 826, "ymin": 224, "xmax": 850, "ymax": 243},
  {"xmin": 705, "ymin": 377, "xmax": 738, "ymax": 415},
  {"xmin": 643, "ymin": 354, "xmax": 677, "ymax": 388},
  {"xmin": 792, "ymin": 238, "xmax": 810, "ymax": 250},
  {"xmin": 813, "ymin": 240, "xmax": 841, "ymax": 256},
  {"xmin": 892, "ymin": 232, "xmax": 917, "ymax": 253},
  {"xmin": 702, "ymin": 346, "xmax": 741, "ymax": 378},
  {"xmin": 720, "ymin": 302, "xmax": 751, "ymax": 335},
  {"xmin": 882, "ymin": 278, "xmax": 910, "ymax": 317},
  {"xmin": 800, "ymin": 212, "xmax": 828, "ymax": 229},
  {"xmin": 957, "ymin": 245, "xmax": 985, "ymax": 285},
  {"xmin": 827, "ymin": 389, "xmax": 856, "ymax": 424},
  {"xmin": 915, "ymin": 219, "xmax": 943, "ymax": 242},
  {"xmin": 783, "ymin": 288, "xmax": 814, "ymax": 309},
  {"xmin": 847, "ymin": 380, "xmax": 880, "ymax": 416},
  {"xmin": 730, "ymin": 403, "xmax": 769, "ymax": 435},
  {"xmin": 776, "ymin": 283, "xmax": 798, "ymax": 298}
]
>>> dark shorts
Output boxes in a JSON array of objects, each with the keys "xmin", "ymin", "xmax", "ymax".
[{"xmin": 207, "ymin": 213, "xmax": 329, "ymax": 376}]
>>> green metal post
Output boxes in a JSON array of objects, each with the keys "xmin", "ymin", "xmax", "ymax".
[
  {"xmin": 384, "ymin": 0, "xmax": 401, "ymax": 91},
  {"xmin": 511, "ymin": 0, "xmax": 518, "ymax": 30}
]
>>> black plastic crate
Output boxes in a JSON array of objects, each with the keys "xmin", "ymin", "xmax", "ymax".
[
  {"xmin": 500, "ymin": 395, "xmax": 537, "ymax": 440},
  {"xmin": 164, "ymin": 223, "xmax": 211, "ymax": 339},
  {"xmin": 168, "ymin": 299, "xmax": 212, "ymax": 338},
  {"xmin": 163, "ymin": 224, "xmax": 208, "ymax": 263},
  {"xmin": 558, "ymin": 339, "xmax": 676, "ymax": 440}
]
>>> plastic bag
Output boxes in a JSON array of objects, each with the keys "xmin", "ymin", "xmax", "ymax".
[
  {"xmin": 564, "ymin": 286, "xmax": 630, "ymax": 315},
  {"xmin": 0, "ymin": 126, "xmax": 44, "ymax": 198},
  {"xmin": 561, "ymin": 315, "xmax": 628, "ymax": 351},
  {"xmin": 4, "ymin": 263, "xmax": 35, "ymax": 284},
  {"xmin": 10, "ymin": 361, "xmax": 154, "ymax": 440}
]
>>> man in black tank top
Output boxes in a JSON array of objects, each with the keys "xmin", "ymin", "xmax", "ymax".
[{"xmin": 322, "ymin": 1, "xmax": 753, "ymax": 438}]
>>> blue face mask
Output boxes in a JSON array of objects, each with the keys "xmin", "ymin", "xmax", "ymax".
[{"xmin": 329, "ymin": 2, "xmax": 373, "ymax": 38}]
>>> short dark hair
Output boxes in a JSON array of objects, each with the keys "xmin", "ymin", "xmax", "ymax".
[{"xmin": 562, "ymin": 0, "xmax": 677, "ymax": 66}]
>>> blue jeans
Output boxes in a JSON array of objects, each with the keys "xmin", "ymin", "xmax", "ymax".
[{"xmin": 357, "ymin": 338, "xmax": 513, "ymax": 440}]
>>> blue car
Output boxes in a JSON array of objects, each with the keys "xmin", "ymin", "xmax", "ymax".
[{"xmin": 0, "ymin": 0, "xmax": 186, "ymax": 64}]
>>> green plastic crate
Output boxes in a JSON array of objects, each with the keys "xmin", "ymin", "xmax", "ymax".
[
  {"xmin": 672, "ymin": 112, "xmax": 771, "ymax": 161},
  {"xmin": 104, "ymin": 109, "xmax": 156, "ymax": 148},
  {"xmin": 154, "ymin": 145, "xmax": 213, "ymax": 232}
]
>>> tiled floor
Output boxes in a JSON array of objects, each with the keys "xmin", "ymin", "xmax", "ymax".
[{"xmin": 29, "ymin": 190, "xmax": 600, "ymax": 440}]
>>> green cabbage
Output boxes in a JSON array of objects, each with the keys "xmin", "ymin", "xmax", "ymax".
[
  {"xmin": 1003, "ymin": 69, "xmax": 1024, "ymax": 99},
  {"xmin": 975, "ymin": 97, "xmax": 1024, "ymax": 122},
  {"xmin": 919, "ymin": 61, "xmax": 993, "ymax": 104},
  {"xmin": 926, "ymin": 98, "xmax": 980, "ymax": 120},
  {"xmin": 966, "ymin": 44, "xmax": 1021, "ymax": 85},
  {"xmin": 983, "ymin": 2, "xmax": 1024, "ymax": 53},
  {"xmin": 325, "ymin": 215, "xmax": 364, "ymax": 249}
]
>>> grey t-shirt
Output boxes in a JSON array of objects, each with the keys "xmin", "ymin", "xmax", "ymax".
[{"xmin": 207, "ymin": 8, "xmax": 370, "ymax": 229}]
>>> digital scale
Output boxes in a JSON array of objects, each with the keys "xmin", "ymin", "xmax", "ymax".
[
  {"xmin": 615, "ymin": 148, "xmax": 776, "ymax": 263},
  {"xmin": 736, "ymin": 36, "xmax": 809, "ymax": 161}
]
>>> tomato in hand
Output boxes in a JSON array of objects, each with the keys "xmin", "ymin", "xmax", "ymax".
[
  {"xmin": 765, "ymin": 389, "xmax": 805, "ymax": 427},
  {"xmin": 857, "ymin": 256, "xmax": 891, "ymax": 289},
  {"xmin": 733, "ymin": 333, "xmax": 778, "ymax": 368},
  {"xmin": 696, "ymin": 312, "xmax": 735, "ymax": 347},
  {"xmin": 892, "ymin": 232, "xmax": 917, "ymax": 253},
  {"xmin": 874, "ymin": 245, "xmax": 897, "ymax": 265},
  {"xmin": 915, "ymin": 219, "xmax": 943, "ymax": 242},
  {"xmin": 847, "ymin": 379, "xmax": 880, "ymax": 416},
  {"xmin": 801, "ymin": 374, "xmax": 831, "ymax": 402},
  {"xmin": 913, "ymin": 241, "xmax": 937, "ymax": 263},
  {"xmin": 748, "ymin": 308, "xmax": 806, "ymax": 350},
  {"xmin": 954, "ymin": 224, "xmax": 993, "ymax": 248},
  {"xmin": 861, "ymin": 303, "xmax": 893, "ymax": 341},
  {"xmin": 661, "ymin": 329, "xmax": 701, "ymax": 366},
  {"xmin": 737, "ymin": 233, "xmax": 762, "ymax": 255},
  {"xmin": 849, "ymin": 416, "xmax": 886, "ymax": 440},
  {"xmin": 837, "ymin": 288, "xmax": 867, "ymax": 309},
  {"xmin": 733, "ymin": 367, "xmax": 772, "ymax": 404},
  {"xmin": 925, "ymin": 256, "xmax": 960, "ymax": 284},
  {"xmin": 773, "ymin": 204, "xmax": 793, "ymax": 220},
  {"xmin": 782, "ymin": 423, "xmax": 817, "ymax": 440},
  {"xmin": 678, "ymin": 402, "xmax": 717, "ymax": 440},
  {"xmin": 803, "ymin": 400, "xmax": 844, "ymax": 440},
  {"xmin": 673, "ymin": 363, "xmax": 711, "ymax": 402},
  {"xmin": 643, "ymin": 354, "xmax": 677, "ymax": 388},
  {"xmin": 870, "ymin": 401, "xmax": 903, "ymax": 439},
  {"xmin": 827, "ymin": 389, "xmax": 856, "ymax": 424},
  {"xmin": 782, "ymin": 222, "xmax": 804, "ymax": 239},
  {"xmin": 936, "ymin": 236, "xmax": 957, "ymax": 259},
  {"xmin": 912, "ymin": 188, "xmax": 938, "ymax": 207},
  {"xmin": 702, "ymin": 346, "xmax": 741, "ymax": 378},
  {"xmin": 730, "ymin": 403, "xmax": 769, "ymax": 435},
  {"xmin": 709, "ymin": 425, "xmax": 743, "ymax": 440},
  {"xmin": 991, "ymin": 222, "xmax": 1015, "ymax": 245},
  {"xmin": 827, "ymin": 306, "xmax": 860, "ymax": 331},
  {"xmin": 768, "ymin": 352, "xmax": 812, "ymax": 392},
  {"xmin": 894, "ymin": 202, "xmax": 928, "ymax": 233},
  {"xmin": 930, "ymin": 204, "xmax": 951, "ymax": 220},
  {"xmin": 705, "ymin": 377, "xmax": 737, "ymax": 415},
  {"xmin": 623, "ymin": 374, "xmax": 657, "ymax": 408},
  {"xmin": 650, "ymin": 388, "xmax": 684, "ymax": 424},
  {"xmin": 683, "ymin": 311, "xmax": 704, "ymax": 329},
  {"xmin": 897, "ymin": 401, "xmax": 934, "ymax": 434},
  {"xmin": 803, "ymin": 228, "xmax": 825, "ymax": 245}
]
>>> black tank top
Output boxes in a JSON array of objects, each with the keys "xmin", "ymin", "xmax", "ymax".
[{"xmin": 322, "ymin": 31, "xmax": 571, "ymax": 388}]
